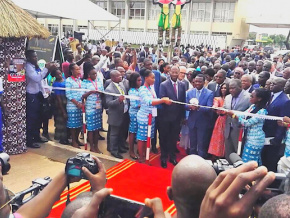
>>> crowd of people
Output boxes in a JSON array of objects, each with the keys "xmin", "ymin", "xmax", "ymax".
[{"xmin": 24, "ymin": 41, "xmax": 290, "ymax": 172}]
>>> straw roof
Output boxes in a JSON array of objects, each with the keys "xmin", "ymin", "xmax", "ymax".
[{"xmin": 0, "ymin": 0, "xmax": 50, "ymax": 38}]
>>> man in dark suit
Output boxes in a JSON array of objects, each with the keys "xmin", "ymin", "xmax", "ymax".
[
  {"xmin": 186, "ymin": 74, "xmax": 214, "ymax": 158},
  {"xmin": 207, "ymin": 70, "xmax": 227, "ymax": 97},
  {"xmin": 159, "ymin": 66, "xmax": 186, "ymax": 168},
  {"xmin": 262, "ymin": 77, "xmax": 288, "ymax": 172},
  {"xmin": 223, "ymin": 79, "xmax": 251, "ymax": 161},
  {"xmin": 105, "ymin": 70, "xmax": 129, "ymax": 159},
  {"xmin": 104, "ymin": 67, "xmax": 129, "ymax": 91}
]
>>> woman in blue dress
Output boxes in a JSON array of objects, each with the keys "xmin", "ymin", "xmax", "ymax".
[
  {"xmin": 229, "ymin": 88, "xmax": 271, "ymax": 165},
  {"xmin": 278, "ymin": 116, "xmax": 290, "ymax": 157},
  {"xmin": 82, "ymin": 66, "xmax": 104, "ymax": 154},
  {"xmin": 65, "ymin": 63, "xmax": 84, "ymax": 148},
  {"xmin": 137, "ymin": 69, "xmax": 172, "ymax": 163},
  {"xmin": 128, "ymin": 72, "xmax": 142, "ymax": 160}
]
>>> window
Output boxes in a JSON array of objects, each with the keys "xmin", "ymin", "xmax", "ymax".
[
  {"xmin": 48, "ymin": 24, "xmax": 59, "ymax": 35},
  {"xmin": 129, "ymin": 1, "xmax": 145, "ymax": 19},
  {"xmin": 90, "ymin": 0, "xmax": 107, "ymax": 10},
  {"xmin": 212, "ymin": 32, "xmax": 232, "ymax": 35},
  {"xmin": 112, "ymin": 1, "xmax": 126, "ymax": 19},
  {"xmin": 78, "ymin": 26, "xmax": 88, "ymax": 31},
  {"xmin": 213, "ymin": 2, "xmax": 235, "ymax": 22},
  {"xmin": 191, "ymin": 2, "xmax": 211, "ymax": 22},
  {"xmin": 148, "ymin": 1, "xmax": 159, "ymax": 20}
]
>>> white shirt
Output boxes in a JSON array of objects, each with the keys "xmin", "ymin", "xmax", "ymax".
[
  {"xmin": 245, "ymin": 85, "xmax": 252, "ymax": 93},
  {"xmin": 171, "ymin": 79, "xmax": 178, "ymax": 97},
  {"xmin": 271, "ymin": 91, "xmax": 283, "ymax": 103}
]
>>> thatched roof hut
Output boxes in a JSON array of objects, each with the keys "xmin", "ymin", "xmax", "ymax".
[{"xmin": 0, "ymin": 0, "xmax": 50, "ymax": 38}]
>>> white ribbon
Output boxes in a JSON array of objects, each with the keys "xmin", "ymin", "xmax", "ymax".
[{"xmin": 45, "ymin": 86, "xmax": 284, "ymax": 121}]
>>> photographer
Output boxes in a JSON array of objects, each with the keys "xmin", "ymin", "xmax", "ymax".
[
  {"xmin": 199, "ymin": 161, "xmax": 275, "ymax": 218},
  {"xmin": 3, "ymin": 156, "xmax": 105, "ymax": 218}
]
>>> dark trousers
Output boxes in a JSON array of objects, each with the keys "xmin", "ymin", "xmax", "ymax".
[
  {"xmin": 109, "ymin": 112, "xmax": 129, "ymax": 154},
  {"xmin": 189, "ymin": 126, "xmax": 209, "ymax": 158},
  {"xmin": 151, "ymin": 116, "xmax": 159, "ymax": 149},
  {"xmin": 159, "ymin": 119, "xmax": 180, "ymax": 161},
  {"xmin": 26, "ymin": 92, "xmax": 43, "ymax": 146},
  {"xmin": 261, "ymin": 144, "xmax": 285, "ymax": 172}
]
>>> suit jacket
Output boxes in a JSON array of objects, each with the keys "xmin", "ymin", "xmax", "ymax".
[
  {"xmin": 263, "ymin": 92, "xmax": 289, "ymax": 144},
  {"xmin": 223, "ymin": 90, "xmax": 251, "ymax": 138},
  {"xmin": 186, "ymin": 88, "xmax": 214, "ymax": 129},
  {"xmin": 105, "ymin": 79, "xmax": 129, "ymax": 92},
  {"xmin": 105, "ymin": 82, "xmax": 129, "ymax": 127},
  {"xmin": 208, "ymin": 81, "xmax": 221, "ymax": 97},
  {"xmin": 180, "ymin": 79, "xmax": 189, "ymax": 91},
  {"xmin": 159, "ymin": 80, "xmax": 186, "ymax": 122}
]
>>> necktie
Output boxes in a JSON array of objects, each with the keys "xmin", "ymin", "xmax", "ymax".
[
  {"xmin": 270, "ymin": 94, "xmax": 274, "ymax": 103},
  {"xmin": 197, "ymin": 90, "xmax": 201, "ymax": 100},
  {"xmin": 118, "ymin": 84, "xmax": 125, "ymax": 95},
  {"xmin": 215, "ymin": 84, "xmax": 221, "ymax": 97},
  {"xmin": 173, "ymin": 83, "xmax": 177, "ymax": 96}
]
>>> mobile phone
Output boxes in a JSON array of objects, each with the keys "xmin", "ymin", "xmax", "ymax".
[{"xmin": 98, "ymin": 194, "xmax": 154, "ymax": 218}]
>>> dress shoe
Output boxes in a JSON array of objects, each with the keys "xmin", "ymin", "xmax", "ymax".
[
  {"xmin": 35, "ymin": 136, "xmax": 48, "ymax": 143},
  {"xmin": 111, "ymin": 153, "xmax": 123, "ymax": 159},
  {"xmin": 161, "ymin": 160, "xmax": 167, "ymax": 168},
  {"xmin": 100, "ymin": 128, "xmax": 107, "ymax": 132},
  {"xmin": 175, "ymin": 148, "xmax": 180, "ymax": 153},
  {"xmin": 119, "ymin": 148, "xmax": 127, "ymax": 154},
  {"xmin": 42, "ymin": 133, "xmax": 51, "ymax": 141},
  {"xmin": 27, "ymin": 143, "xmax": 41, "ymax": 148},
  {"xmin": 59, "ymin": 139, "xmax": 70, "ymax": 145},
  {"xmin": 98, "ymin": 134, "xmax": 105, "ymax": 140},
  {"xmin": 169, "ymin": 159, "xmax": 178, "ymax": 166},
  {"xmin": 151, "ymin": 147, "xmax": 158, "ymax": 154}
]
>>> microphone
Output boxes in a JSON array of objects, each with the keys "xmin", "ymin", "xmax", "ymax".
[{"xmin": 229, "ymin": 153, "xmax": 244, "ymax": 168}]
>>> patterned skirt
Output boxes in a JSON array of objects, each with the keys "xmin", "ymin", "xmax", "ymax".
[
  {"xmin": 85, "ymin": 108, "xmax": 102, "ymax": 131},
  {"xmin": 136, "ymin": 111, "xmax": 155, "ymax": 141},
  {"xmin": 129, "ymin": 111, "xmax": 138, "ymax": 134},
  {"xmin": 242, "ymin": 133, "xmax": 265, "ymax": 165},
  {"xmin": 67, "ymin": 102, "xmax": 82, "ymax": 128}
]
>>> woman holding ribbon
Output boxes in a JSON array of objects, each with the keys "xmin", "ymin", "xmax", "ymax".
[
  {"xmin": 137, "ymin": 69, "xmax": 172, "ymax": 163},
  {"xmin": 229, "ymin": 88, "xmax": 271, "ymax": 165},
  {"xmin": 65, "ymin": 63, "xmax": 84, "ymax": 148},
  {"xmin": 128, "ymin": 72, "xmax": 142, "ymax": 160},
  {"xmin": 82, "ymin": 66, "xmax": 104, "ymax": 153}
]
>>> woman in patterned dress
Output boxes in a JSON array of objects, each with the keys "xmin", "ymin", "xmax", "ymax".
[
  {"xmin": 229, "ymin": 88, "xmax": 271, "ymax": 165},
  {"xmin": 65, "ymin": 63, "xmax": 84, "ymax": 148},
  {"xmin": 137, "ymin": 69, "xmax": 172, "ymax": 163},
  {"xmin": 208, "ymin": 83, "xmax": 229, "ymax": 158},
  {"xmin": 82, "ymin": 66, "xmax": 104, "ymax": 154},
  {"xmin": 128, "ymin": 72, "xmax": 142, "ymax": 160}
]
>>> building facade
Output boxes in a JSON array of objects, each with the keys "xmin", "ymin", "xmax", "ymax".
[{"xmin": 38, "ymin": 0, "xmax": 250, "ymax": 47}]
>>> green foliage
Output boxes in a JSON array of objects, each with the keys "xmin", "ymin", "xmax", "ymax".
[{"xmin": 269, "ymin": 34, "xmax": 287, "ymax": 49}]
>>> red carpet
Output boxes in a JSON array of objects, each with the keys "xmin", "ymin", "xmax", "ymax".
[{"xmin": 48, "ymin": 160, "xmax": 177, "ymax": 217}]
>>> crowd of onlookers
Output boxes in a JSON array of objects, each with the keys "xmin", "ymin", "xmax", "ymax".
[
  {"xmin": 24, "ymin": 40, "xmax": 290, "ymax": 171},
  {"xmin": 2, "ymin": 39, "xmax": 290, "ymax": 217}
]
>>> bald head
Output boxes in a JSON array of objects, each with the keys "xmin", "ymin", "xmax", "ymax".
[
  {"xmin": 168, "ymin": 155, "xmax": 217, "ymax": 218},
  {"xmin": 283, "ymin": 67, "xmax": 290, "ymax": 80},
  {"xmin": 259, "ymin": 194, "xmax": 290, "ymax": 218}
]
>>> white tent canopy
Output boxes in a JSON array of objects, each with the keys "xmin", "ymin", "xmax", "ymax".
[{"xmin": 12, "ymin": 0, "xmax": 119, "ymax": 22}]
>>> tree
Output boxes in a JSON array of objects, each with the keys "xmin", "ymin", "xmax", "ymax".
[
  {"xmin": 285, "ymin": 30, "xmax": 290, "ymax": 50},
  {"xmin": 248, "ymin": 32, "xmax": 257, "ymax": 40},
  {"xmin": 269, "ymin": 34, "xmax": 287, "ymax": 49}
]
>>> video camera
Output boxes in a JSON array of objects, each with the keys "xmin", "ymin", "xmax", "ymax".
[
  {"xmin": 207, "ymin": 153, "xmax": 289, "ymax": 194},
  {"xmin": 65, "ymin": 153, "xmax": 98, "ymax": 179},
  {"xmin": 10, "ymin": 177, "xmax": 51, "ymax": 212}
]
